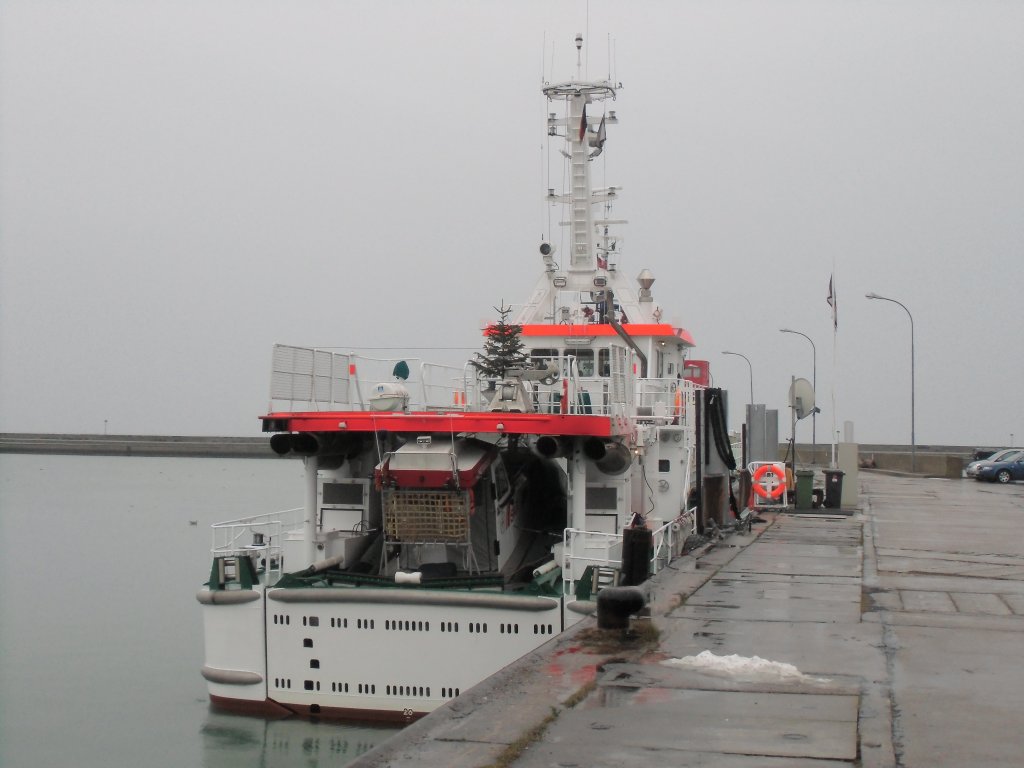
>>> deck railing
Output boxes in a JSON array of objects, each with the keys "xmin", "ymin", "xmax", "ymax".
[
  {"xmin": 269, "ymin": 345, "xmax": 468, "ymax": 412},
  {"xmin": 210, "ymin": 508, "xmax": 301, "ymax": 581},
  {"xmin": 562, "ymin": 511, "xmax": 695, "ymax": 596}
]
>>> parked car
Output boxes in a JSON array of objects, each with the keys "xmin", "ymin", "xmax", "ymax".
[
  {"xmin": 966, "ymin": 448, "xmax": 1020, "ymax": 478},
  {"xmin": 974, "ymin": 451, "xmax": 1024, "ymax": 483}
]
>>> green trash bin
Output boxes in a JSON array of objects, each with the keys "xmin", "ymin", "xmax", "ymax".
[{"xmin": 795, "ymin": 469, "xmax": 815, "ymax": 510}]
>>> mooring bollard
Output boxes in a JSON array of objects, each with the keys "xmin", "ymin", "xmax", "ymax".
[{"xmin": 596, "ymin": 585, "xmax": 646, "ymax": 629}]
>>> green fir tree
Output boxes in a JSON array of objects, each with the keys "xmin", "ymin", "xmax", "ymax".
[{"xmin": 472, "ymin": 302, "xmax": 529, "ymax": 380}]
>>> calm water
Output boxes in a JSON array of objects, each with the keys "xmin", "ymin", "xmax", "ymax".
[{"xmin": 0, "ymin": 454, "xmax": 399, "ymax": 768}]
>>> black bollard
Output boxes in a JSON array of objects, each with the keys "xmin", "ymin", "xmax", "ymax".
[{"xmin": 596, "ymin": 585, "xmax": 646, "ymax": 629}]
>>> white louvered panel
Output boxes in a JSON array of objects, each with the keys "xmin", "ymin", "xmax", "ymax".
[{"xmin": 270, "ymin": 344, "xmax": 352, "ymax": 406}]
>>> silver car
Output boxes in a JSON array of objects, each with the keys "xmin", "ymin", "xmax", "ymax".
[{"xmin": 966, "ymin": 449, "xmax": 1021, "ymax": 478}]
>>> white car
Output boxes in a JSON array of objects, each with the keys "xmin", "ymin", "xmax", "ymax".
[{"xmin": 966, "ymin": 449, "xmax": 1020, "ymax": 478}]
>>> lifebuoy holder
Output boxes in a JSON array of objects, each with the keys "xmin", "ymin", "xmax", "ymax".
[{"xmin": 751, "ymin": 463, "xmax": 786, "ymax": 500}]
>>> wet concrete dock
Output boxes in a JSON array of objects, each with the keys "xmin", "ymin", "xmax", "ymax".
[{"xmin": 351, "ymin": 473, "xmax": 1024, "ymax": 767}]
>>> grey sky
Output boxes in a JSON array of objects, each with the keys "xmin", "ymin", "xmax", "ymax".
[{"xmin": 1, "ymin": 0, "xmax": 1021, "ymax": 447}]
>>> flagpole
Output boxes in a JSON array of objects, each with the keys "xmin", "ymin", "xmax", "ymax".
[
  {"xmin": 828, "ymin": 272, "xmax": 838, "ymax": 468},
  {"xmin": 832, "ymin": 320, "xmax": 837, "ymax": 469}
]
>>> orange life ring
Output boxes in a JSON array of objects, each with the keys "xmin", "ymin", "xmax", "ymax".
[{"xmin": 751, "ymin": 464, "xmax": 786, "ymax": 500}]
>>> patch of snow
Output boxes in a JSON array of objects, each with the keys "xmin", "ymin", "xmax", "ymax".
[{"xmin": 661, "ymin": 651, "xmax": 829, "ymax": 683}]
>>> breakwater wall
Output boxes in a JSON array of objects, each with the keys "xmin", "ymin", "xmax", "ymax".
[
  {"xmin": 2, "ymin": 433, "xmax": 983, "ymax": 475},
  {"xmin": 0, "ymin": 433, "xmax": 275, "ymax": 459},
  {"xmin": 781, "ymin": 443, "xmax": 974, "ymax": 478}
]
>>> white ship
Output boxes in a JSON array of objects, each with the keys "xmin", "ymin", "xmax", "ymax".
[{"xmin": 198, "ymin": 35, "xmax": 706, "ymax": 723}]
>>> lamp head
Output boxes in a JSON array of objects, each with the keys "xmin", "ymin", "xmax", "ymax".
[{"xmin": 865, "ymin": 292, "xmax": 880, "ymax": 299}]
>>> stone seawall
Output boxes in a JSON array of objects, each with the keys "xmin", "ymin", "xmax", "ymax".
[
  {"xmin": 0, "ymin": 433, "xmax": 275, "ymax": 459},
  {"xmin": 781, "ymin": 443, "xmax": 973, "ymax": 478}
]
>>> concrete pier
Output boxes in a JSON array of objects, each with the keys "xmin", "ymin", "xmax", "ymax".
[{"xmin": 352, "ymin": 472, "xmax": 1024, "ymax": 767}]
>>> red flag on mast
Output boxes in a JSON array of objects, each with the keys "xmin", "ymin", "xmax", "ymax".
[{"xmin": 579, "ymin": 104, "xmax": 588, "ymax": 141}]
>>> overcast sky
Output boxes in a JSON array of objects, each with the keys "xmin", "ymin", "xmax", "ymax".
[{"xmin": 1, "ymin": 0, "xmax": 1022, "ymax": 447}]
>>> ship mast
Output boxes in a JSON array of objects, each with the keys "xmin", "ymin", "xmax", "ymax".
[
  {"xmin": 515, "ymin": 35, "xmax": 627, "ymax": 326},
  {"xmin": 542, "ymin": 34, "xmax": 618, "ymax": 288}
]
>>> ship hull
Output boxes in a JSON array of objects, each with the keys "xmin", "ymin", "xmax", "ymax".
[{"xmin": 200, "ymin": 584, "xmax": 570, "ymax": 722}]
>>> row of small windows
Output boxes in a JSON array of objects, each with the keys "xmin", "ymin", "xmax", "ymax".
[
  {"xmin": 280, "ymin": 616, "xmax": 550, "ymax": 635},
  {"xmin": 279, "ymin": 677, "xmax": 470, "ymax": 700},
  {"xmin": 275, "ymin": 616, "xmax": 374, "ymax": 630},
  {"xmin": 385, "ymin": 619, "xmax": 429, "ymax": 631},
  {"xmin": 297, "ymin": 683, "xmax": 373, "ymax": 694},
  {"xmin": 386, "ymin": 685, "xmax": 430, "ymax": 697}
]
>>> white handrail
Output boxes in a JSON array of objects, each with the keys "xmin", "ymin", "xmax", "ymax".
[{"xmin": 210, "ymin": 508, "xmax": 303, "ymax": 581}]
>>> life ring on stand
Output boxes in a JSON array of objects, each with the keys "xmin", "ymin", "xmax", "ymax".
[{"xmin": 751, "ymin": 464, "xmax": 786, "ymax": 500}]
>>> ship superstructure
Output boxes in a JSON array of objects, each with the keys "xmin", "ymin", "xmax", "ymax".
[{"xmin": 198, "ymin": 35, "xmax": 701, "ymax": 722}]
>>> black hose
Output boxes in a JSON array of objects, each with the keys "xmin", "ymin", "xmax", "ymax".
[
  {"xmin": 706, "ymin": 388, "xmax": 739, "ymax": 516},
  {"xmin": 707, "ymin": 389, "xmax": 736, "ymax": 470}
]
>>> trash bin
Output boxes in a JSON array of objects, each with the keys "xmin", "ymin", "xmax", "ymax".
[
  {"xmin": 824, "ymin": 469, "xmax": 845, "ymax": 509},
  {"xmin": 795, "ymin": 469, "xmax": 815, "ymax": 510}
]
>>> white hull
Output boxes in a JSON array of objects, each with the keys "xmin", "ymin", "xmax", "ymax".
[{"xmin": 200, "ymin": 584, "xmax": 573, "ymax": 721}]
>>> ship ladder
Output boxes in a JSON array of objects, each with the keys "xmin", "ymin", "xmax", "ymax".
[{"xmin": 591, "ymin": 564, "xmax": 620, "ymax": 593}]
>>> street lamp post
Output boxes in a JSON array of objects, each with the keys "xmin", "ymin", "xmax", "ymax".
[
  {"xmin": 866, "ymin": 292, "xmax": 915, "ymax": 472},
  {"xmin": 721, "ymin": 351, "xmax": 754, "ymax": 407},
  {"xmin": 780, "ymin": 328, "xmax": 817, "ymax": 458}
]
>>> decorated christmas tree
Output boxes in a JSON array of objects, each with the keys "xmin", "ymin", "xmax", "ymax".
[{"xmin": 471, "ymin": 302, "xmax": 529, "ymax": 380}]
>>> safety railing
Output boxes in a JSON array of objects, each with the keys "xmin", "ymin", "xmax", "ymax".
[
  {"xmin": 563, "ymin": 512, "xmax": 694, "ymax": 596},
  {"xmin": 650, "ymin": 512, "xmax": 694, "ymax": 571},
  {"xmin": 269, "ymin": 344, "xmax": 468, "ymax": 412},
  {"xmin": 635, "ymin": 377, "xmax": 696, "ymax": 425},
  {"xmin": 210, "ymin": 508, "xmax": 302, "ymax": 581},
  {"xmin": 269, "ymin": 344, "xmax": 669, "ymax": 418},
  {"xmin": 562, "ymin": 528, "xmax": 623, "ymax": 596}
]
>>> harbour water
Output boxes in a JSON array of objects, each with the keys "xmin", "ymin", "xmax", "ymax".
[{"xmin": 0, "ymin": 453, "xmax": 399, "ymax": 768}]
